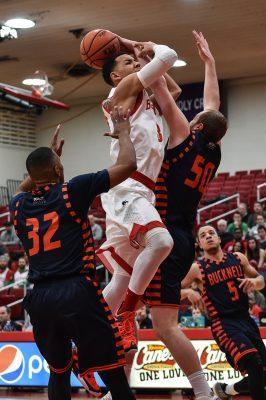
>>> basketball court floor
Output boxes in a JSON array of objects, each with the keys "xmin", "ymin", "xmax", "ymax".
[{"xmin": 0, "ymin": 388, "xmax": 251, "ymax": 399}]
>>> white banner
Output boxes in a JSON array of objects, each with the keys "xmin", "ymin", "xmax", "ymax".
[{"xmin": 130, "ymin": 339, "xmax": 251, "ymax": 388}]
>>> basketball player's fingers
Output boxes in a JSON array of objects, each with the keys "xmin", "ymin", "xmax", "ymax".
[
  {"xmin": 237, "ymin": 278, "xmax": 245, "ymax": 288},
  {"xmin": 58, "ymin": 139, "xmax": 65, "ymax": 155},
  {"xmin": 192, "ymin": 30, "xmax": 200, "ymax": 41},
  {"xmin": 104, "ymin": 132, "xmax": 118, "ymax": 139},
  {"xmin": 50, "ymin": 124, "xmax": 61, "ymax": 146},
  {"xmin": 117, "ymin": 106, "xmax": 124, "ymax": 121},
  {"xmin": 110, "ymin": 107, "xmax": 118, "ymax": 124},
  {"xmin": 124, "ymin": 108, "xmax": 131, "ymax": 120}
]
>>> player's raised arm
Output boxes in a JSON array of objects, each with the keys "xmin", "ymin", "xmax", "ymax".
[
  {"xmin": 150, "ymin": 76, "xmax": 190, "ymax": 148},
  {"xmin": 234, "ymin": 252, "xmax": 265, "ymax": 293},
  {"xmin": 193, "ymin": 30, "xmax": 220, "ymax": 111},
  {"xmin": 106, "ymin": 106, "xmax": 137, "ymax": 188},
  {"xmin": 111, "ymin": 42, "xmax": 178, "ymax": 112},
  {"xmin": 14, "ymin": 124, "xmax": 65, "ymax": 195}
]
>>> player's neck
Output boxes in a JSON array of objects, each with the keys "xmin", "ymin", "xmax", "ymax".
[
  {"xmin": 204, "ymin": 247, "xmax": 224, "ymax": 262},
  {"xmin": 35, "ymin": 178, "xmax": 59, "ymax": 187}
]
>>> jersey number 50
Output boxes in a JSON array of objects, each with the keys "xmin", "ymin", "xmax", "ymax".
[
  {"xmin": 26, "ymin": 211, "xmax": 61, "ymax": 256},
  {"xmin": 185, "ymin": 155, "xmax": 215, "ymax": 194}
]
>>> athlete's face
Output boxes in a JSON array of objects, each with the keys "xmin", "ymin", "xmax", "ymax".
[
  {"xmin": 111, "ymin": 54, "xmax": 141, "ymax": 84},
  {"xmin": 198, "ymin": 226, "xmax": 220, "ymax": 251},
  {"xmin": 190, "ymin": 112, "xmax": 204, "ymax": 133}
]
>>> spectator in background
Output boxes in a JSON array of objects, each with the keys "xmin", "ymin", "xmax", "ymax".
[
  {"xmin": 248, "ymin": 201, "xmax": 266, "ymax": 228},
  {"xmin": 233, "ymin": 240, "xmax": 246, "ymax": 254},
  {"xmin": 136, "ymin": 305, "xmax": 153, "ymax": 329},
  {"xmin": 227, "ymin": 211, "xmax": 248, "ymax": 236},
  {"xmin": 249, "ymin": 214, "xmax": 266, "ymax": 239},
  {"xmin": 217, "ymin": 219, "xmax": 233, "ymax": 248},
  {"xmin": 0, "ymin": 221, "xmax": 20, "ymax": 245},
  {"xmin": 0, "ymin": 256, "xmax": 9, "ymax": 287},
  {"xmin": 88, "ymin": 214, "xmax": 103, "ymax": 242},
  {"xmin": 248, "ymin": 293, "xmax": 263, "ymax": 326},
  {"xmin": 0, "ymin": 240, "xmax": 7, "ymax": 256},
  {"xmin": 253, "ymin": 290, "xmax": 266, "ymax": 310},
  {"xmin": 14, "ymin": 257, "xmax": 28, "ymax": 287},
  {"xmin": 258, "ymin": 225, "xmax": 266, "ymax": 250},
  {"xmin": 238, "ymin": 202, "xmax": 250, "ymax": 224},
  {"xmin": 224, "ymin": 227, "xmax": 247, "ymax": 253},
  {"xmin": 247, "ymin": 238, "xmax": 265, "ymax": 269},
  {"xmin": 0, "ymin": 306, "xmax": 22, "ymax": 331}
]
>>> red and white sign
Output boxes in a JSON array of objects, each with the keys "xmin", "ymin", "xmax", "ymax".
[{"xmin": 130, "ymin": 340, "xmax": 247, "ymax": 388}]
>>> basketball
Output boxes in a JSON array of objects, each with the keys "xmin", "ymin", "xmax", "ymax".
[{"xmin": 80, "ymin": 29, "xmax": 121, "ymax": 69}]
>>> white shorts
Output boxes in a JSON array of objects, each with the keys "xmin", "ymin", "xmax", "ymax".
[{"xmin": 97, "ymin": 187, "xmax": 166, "ymax": 275}]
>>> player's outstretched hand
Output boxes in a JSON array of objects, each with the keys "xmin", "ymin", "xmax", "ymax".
[
  {"xmin": 104, "ymin": 106, "xmax": 131, "ymax": 139},
  {"xmin": 134, "ymin": 41, "xmax": 155, "ymax": 59},
  {"xmin": 192, "ymin": 30, "xmax": 215, "ymax": 64},
  {"xmin": 50, "ymin": 124, "xmax": 65, "ymax": 157},
  {"xmin": 187, "ymin": 289, "xmax": 204, "ymax": 310},
  {"xmin": 118, "ymin": 36, "xmax": 137, "ymax": 52},
  {"xmin": 238, "ymin": 277, "xmax": 256, "ymax": 293}
]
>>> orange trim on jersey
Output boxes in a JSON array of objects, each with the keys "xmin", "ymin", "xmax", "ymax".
[
  {"xmin": 130, "ymin": 171, "xmax": 155, "ymax": 191},
  {"xmin": 129, "ymin": 221, "xmax": 166, "ymax": 243},
  {"xmin": 49, "ymin": 357, "xmax": 73, "ymax": 374},
  {"xmin": 234, "ymin": 348, "xmax": 258, "ymax": 368}
]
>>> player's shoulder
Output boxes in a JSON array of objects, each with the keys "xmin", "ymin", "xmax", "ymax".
[
  {"xmin": 9, "ymin": 192, "xmax": 25, "ymax": 211},
  {"xmin": 165, "ymin": 131, "xmax": 195, "ymax": 157}
]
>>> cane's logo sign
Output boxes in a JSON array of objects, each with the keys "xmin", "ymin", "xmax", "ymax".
[
  {"xmin": 0, "ymin": 345, "xmax": 25, "ymax": 383},
  {"xmin": 136, "ymin": 344, "xmax": 175, "ymax": 371},
  {"xmin": 198, "ymin": 343, "xmax": 230, "ymax": 371}
]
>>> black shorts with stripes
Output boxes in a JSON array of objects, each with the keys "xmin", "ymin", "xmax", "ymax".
[
  {"xmin": 145, "ymin": 226, "xmax": 195, "ymax": 307},
  {"xmin": 211, "ymin": 315, "xmax": 266, "ymax": 371},
  {"xmin": 23, "ymin": 275, "xmax": 125, "ymax": 375}
]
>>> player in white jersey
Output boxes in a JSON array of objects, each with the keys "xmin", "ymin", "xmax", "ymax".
[{"xmin": 97, "ymin": 41, "xmax": 179, "ymax": 350}]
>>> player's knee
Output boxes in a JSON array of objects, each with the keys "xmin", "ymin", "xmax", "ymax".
[
  {"xmin": 151, "ymin": 311, "xmax": 177, "ymax": 341},
  {"xmin": 153, "ymin": 321, "xmax": 175, "ymax": 342},
  {"xmin": 146, "ymin": 228, "xmax": 173, "ymax": 255}
]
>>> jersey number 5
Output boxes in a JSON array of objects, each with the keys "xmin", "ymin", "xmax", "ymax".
[
  {"xmin": 185, "ymin": 155, "xmax": 215, "ymax": 193},
  {"xmin": 227, "ymin": 281, "xmax": 239, "ymax": 302},
  {"xmin": 26, "ymin": 211, "xmax": 61, "ymax": 256}
]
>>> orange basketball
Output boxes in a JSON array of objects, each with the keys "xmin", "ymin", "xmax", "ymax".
[{"xmin": 80, "ymin": 29, "xmax": 121, "ymax": 69}]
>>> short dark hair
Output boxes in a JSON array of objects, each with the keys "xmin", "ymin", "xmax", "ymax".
[
  {"xmin": 102, "ymin": 52, "xmax": 129, "ymax": 86},
  {"xmin": 26, "ymin": 147, "xmax": 56, "ymax": 174},
  {"xmin": 258, "ymin": 225, "xmax": 266, "ymax": 232},
  {"xmin": 233, "ymin": 227, "xmax": 243, "ymax": 233},
  {"xmin": 1, "ymin": 305, "xmax": 11, "ymax": 315},
  {"xmin": 102, "ymin": 55, "xmax": 119, "ymax": 86},
  {"xmin": 197, "ymin": 110, "xmax": 227, "ymax": 143}
]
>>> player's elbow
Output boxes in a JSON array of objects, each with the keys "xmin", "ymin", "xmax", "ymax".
[
  {"xmin": 124, "ymin": 159, "xmax": 137, "ymax": 175},
  {"xmin": 171, "ymin": 87, "xmax": 182, "ymax": 101}
]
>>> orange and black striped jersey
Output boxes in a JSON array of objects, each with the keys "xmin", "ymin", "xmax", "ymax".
[
  {"xmin": 10, "ymin": 171, "xmax": 110, "ymax": 283},
  {"xmin": 198, "ymin": 252, "xmax": 249, "ymax": 319},
  {"xmin": 155, "ymin": 131, "xmax": 221, "ymax": 231}
]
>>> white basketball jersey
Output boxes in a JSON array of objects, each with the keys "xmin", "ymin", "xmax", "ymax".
[{"xmin": 102, "ymin": 87, "xmax": 164, "ymax": 193}]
